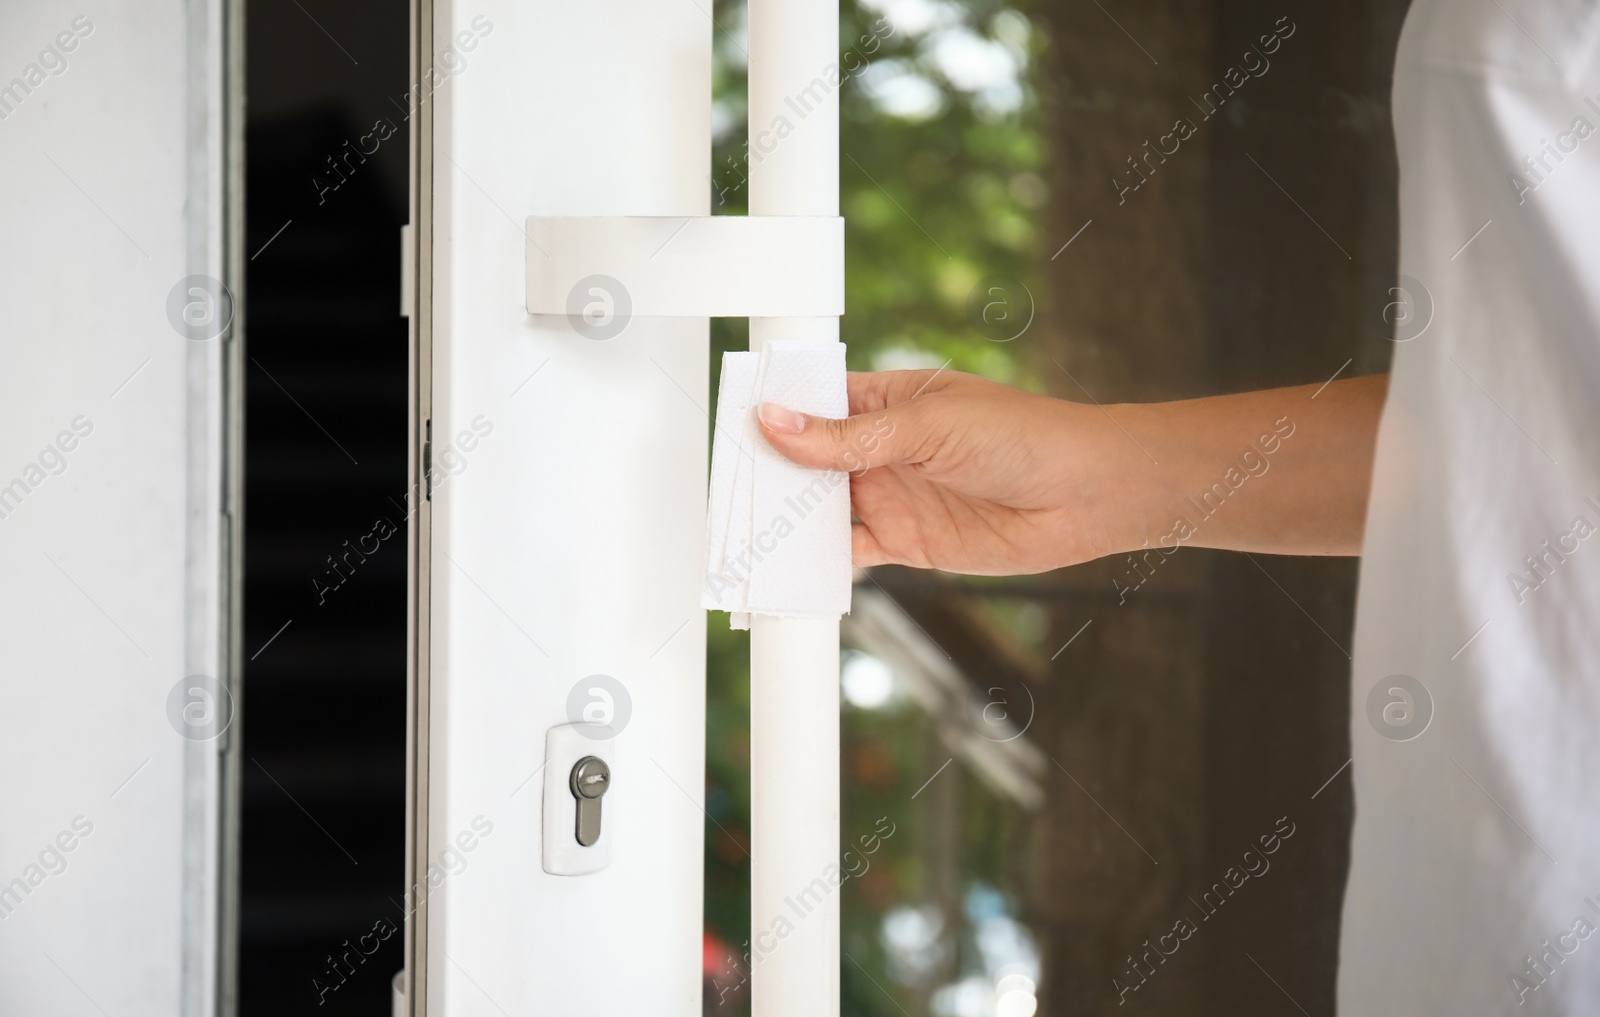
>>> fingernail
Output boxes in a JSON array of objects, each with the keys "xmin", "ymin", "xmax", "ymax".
[{"xmin": 759, "ymin": 402, "xmax": 806, "ymax": 434}]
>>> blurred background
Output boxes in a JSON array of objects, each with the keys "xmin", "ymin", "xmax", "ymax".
[{"xmin": 241, "ymin": 0, "xmax": 1405, "ymax": 1012}]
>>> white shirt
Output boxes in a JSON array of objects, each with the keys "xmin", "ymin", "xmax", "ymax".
[{"xmin": 1346, "ymin": 0, "xmax": 1600, "ymax": 1012}]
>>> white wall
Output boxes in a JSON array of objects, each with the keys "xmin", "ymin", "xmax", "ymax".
[{"xmin": 0, "ymin": 1, "xmax": 230, "ymax": 1014}]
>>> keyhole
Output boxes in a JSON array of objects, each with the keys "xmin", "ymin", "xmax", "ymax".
[{"xmin": 569, "ymin": 756, "xmax": 611, "ymax": 847}]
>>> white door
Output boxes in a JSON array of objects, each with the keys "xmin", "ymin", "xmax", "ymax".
[
  {"xmin": 402, "ymin": 0, "xmax": 710, "ymax": 1012},
  {"xmin": 403, "ymin": 0, "xmax": 842, "ymax": 1013}
]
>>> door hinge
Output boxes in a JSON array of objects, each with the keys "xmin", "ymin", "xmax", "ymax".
[{"xmin": 422, "ymin": 418, "xmax": 431, "ymax": 501}]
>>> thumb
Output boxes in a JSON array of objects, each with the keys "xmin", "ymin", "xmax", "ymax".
[{"xmin": 756, "ymin": 401, "xmax": 918, "ymax": 472}]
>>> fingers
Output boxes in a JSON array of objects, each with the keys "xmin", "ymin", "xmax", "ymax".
[
  {"xmin": 851, "ymin": 522, "xmax": 893, "ymax": 568},
  {"xmin": 845, "ymin": 368, "xmax": 958, "ymax": 416},
  {"xmin": 757, "ymin": 400, "xmax": 922, "ymax": 472}
]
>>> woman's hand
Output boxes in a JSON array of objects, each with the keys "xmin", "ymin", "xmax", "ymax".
[
  {"xmin": 756, "ymin": 369, "xmax": 1132, "ymax": 574},
  {"xmin": 757, "ymin": 368, "xmax": 1387, "ymax": 572}
]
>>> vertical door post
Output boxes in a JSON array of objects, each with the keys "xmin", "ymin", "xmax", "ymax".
[{"xmin": 747, "ymin": 0, "xmax": 842, "ymax": 1012}]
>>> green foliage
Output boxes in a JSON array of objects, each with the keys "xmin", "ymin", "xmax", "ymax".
[{"xmin": 709, "ymin": 0, "xmax": 1050, "ymax": 384}]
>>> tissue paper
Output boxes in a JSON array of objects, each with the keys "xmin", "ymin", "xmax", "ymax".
[{"xmin": 702, "ymin": 339, "xmax": 852, "ymax": 628}]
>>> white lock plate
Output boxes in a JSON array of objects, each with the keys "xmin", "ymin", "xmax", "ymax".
[{"xmin": 542, "ymin": 722, "xmax": 615, "ymax": 875}]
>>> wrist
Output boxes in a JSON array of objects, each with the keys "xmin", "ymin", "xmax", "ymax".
[
  {"xmin": 1035, "ymin": 399, "xmax": 1172, "ymax": 565},
  {"xmin": 1086, "ymin": 401, "xmax": 1189, "ymax": 560}
]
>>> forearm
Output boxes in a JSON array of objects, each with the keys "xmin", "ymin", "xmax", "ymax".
[{"xmin": 1098, "ymin": 374, "xmax": 1388, "ymax": 557}]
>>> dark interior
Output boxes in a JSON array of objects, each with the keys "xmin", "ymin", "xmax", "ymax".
[{"xmin": 241, "ymin": 1, "xmax": 409, "ymax": 1012}]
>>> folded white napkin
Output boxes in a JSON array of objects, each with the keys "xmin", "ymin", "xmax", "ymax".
[{"xmin": 702, "ymin": 339, "xmax": 852, "ymax": 628}]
